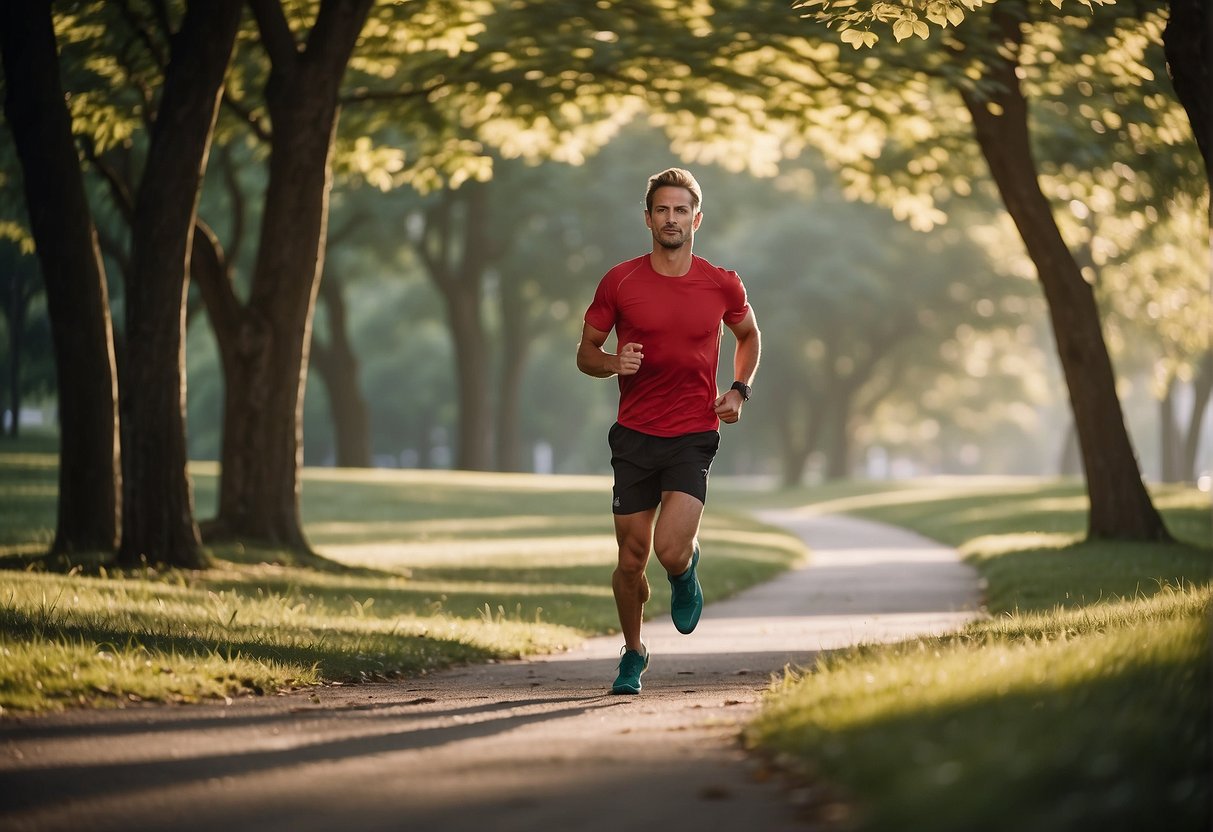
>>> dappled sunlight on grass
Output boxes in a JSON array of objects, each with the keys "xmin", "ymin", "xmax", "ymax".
[
  {"xmin": 306, "ymin": 513, "xmax": 608, "ymax": 544},
  {"xmin": 303, "ymin": 466, "xmax": 611, "ymax": 492},
  {"xmin": 319, "ymin": 534, "xmax": 618, "ymax": 569},
  {"xmin": 762, "ymin": 477, "xmax": 1058, "ymax": 518},
  {"xmin": 1, "ymin": 443, "xmax": 809, "ymax": 711},
  {"xmin": 960, "ymin": 531, "xmax": 1080, "ymax": 559},
  {"xmin": 749, "ymin": 479, "xmax": 1211, "ymax": 832}
]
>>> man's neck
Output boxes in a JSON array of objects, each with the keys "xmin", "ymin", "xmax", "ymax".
[{"xmin": 649, "ymin": 246, "xmax": 693, "ymax": 277}]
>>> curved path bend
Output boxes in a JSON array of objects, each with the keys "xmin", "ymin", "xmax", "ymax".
[{"xmin": 0, "ymin": 512, "xmax": 983, "ymax": 832}]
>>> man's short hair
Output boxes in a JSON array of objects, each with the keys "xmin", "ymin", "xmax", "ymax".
[{"xmin": 645, "ymin": 168, "xmax": 703, "ymax": 213}]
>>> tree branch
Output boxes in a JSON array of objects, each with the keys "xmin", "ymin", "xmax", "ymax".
[
  {"xmin": 114, "ymin": 0, "xmax": 168, "ymax": 71},
  {"xmin": 220, "ymin": 91, "xmax": 273, "ymax": 143},
  {"xmin": 248, "ymin": 0, "xmax": 300, "ymax": 68},
  {"xmin": 80, "ymin": 140, "xmax": 135, "ymax": 223}
]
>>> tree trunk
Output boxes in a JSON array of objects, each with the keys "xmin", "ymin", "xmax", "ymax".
[
  {"xmin": 311, "ymin": 274, "xmax": 371, "ymax": 467},
  {"xmin": 773, "ymin": 384, "xmax": 820, "ymax": 488},
  {"xmin": 116, "ymin": 0, "xmax": 243, "ymax": 569},
  {"xmin": 447, "ymin": 283, "xmax": 494, "ymax": 470},
  {"xmin": 1159, "ymin": 377, "xmax": 1183, "ymax": 483},
  {"xmin": 959, "ymin": 6, "xmax": 1170, "ymax": 541},
  {"xmin": 1, "ymin": 260, "xmax": 34, "ymax": 439},
  {"xmin": 1163, "ymin": 0, "xmax": 1212, "ymax": 195},
  {"xmin": 823, "ymin": 394, "xmax": 853, "ymax": 481},
  {"xmin": 495, "ymin": 270, "xmax": 528, "ymax": 472},
  {"xmin": 1181, "ymin": 351, "xmax": 1213, "ymax": 481},
  {"xmin": 0, "ymin": 0, "xmax": 122, "ymax": 554},
  {"xmin": 1058, "ymin": 422, "xmax": 1083, "ymax": 477},
  {"xmin": 419, "ymin": 184, "xmax": 496, "ymax": 471},
  {"xmin": 207, "ymin": 0, "xmax": 373, "ymax": 549}
]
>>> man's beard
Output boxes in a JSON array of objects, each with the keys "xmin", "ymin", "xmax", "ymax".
[{"xmin": 654, "ymin": 226, "xmax": 689, "ymax": 249}]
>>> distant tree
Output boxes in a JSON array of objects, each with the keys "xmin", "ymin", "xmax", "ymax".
[
  {"xmin": 751, "ymin": 0, "xmax": 1193, "ymax": 539},
  {"xmin": 196, "ymin": 0, "xmax": 374, "ymax": 550},
  {"xmin": 310, "ymin": 266, "xmax": 372, "ymax": 468},
  {"xmin": 0, "ymin": 244, "xmax": 43, "ymax": 438}
]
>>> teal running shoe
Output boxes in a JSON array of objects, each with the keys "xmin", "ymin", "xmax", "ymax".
[
  {"xmin": 611, "ymin": 645, "xmax": 649, "ymax": 695},
  {"xmin": 669, "ymin": 542, "xmax": 703, "ymax": 634}
]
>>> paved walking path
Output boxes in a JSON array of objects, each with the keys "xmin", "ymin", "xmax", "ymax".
[{"xmin": 0, "ymin": 512, "xmax": 983, "ymax": 832}]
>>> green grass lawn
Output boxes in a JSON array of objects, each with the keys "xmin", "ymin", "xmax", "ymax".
[
  {"xmin": 738, "ymin": 479, "xmax": 1212, "ymax": 832},
  {"xmin": 0, "ymin": 435, "xmax": 804, "ymax": 712}
]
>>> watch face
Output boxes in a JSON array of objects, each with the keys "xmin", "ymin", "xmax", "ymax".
[{"xmin": 732, "ymin": 382, "xmax": 751, "ymax": 400}]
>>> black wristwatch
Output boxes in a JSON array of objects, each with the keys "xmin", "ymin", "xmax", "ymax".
[{"xmin": 730, "ymin": 381, "xmax": 752, "ymax": 401}]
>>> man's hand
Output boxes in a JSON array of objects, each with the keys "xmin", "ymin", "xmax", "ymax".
[
  {"xmin": 714, "ymin": 390, "xmax": 743, "ymax": 424},
  {"xmin": 616, "ymin": 342, "xmax": 644, "ymax": 376}
]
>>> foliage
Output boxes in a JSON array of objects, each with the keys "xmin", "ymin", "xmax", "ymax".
[{"xmin": 794, "ymin": 0, "xmax": 1121, "ymax": 49}]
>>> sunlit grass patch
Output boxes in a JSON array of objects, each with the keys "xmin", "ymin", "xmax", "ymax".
[
  {"xmin": 0, "ymin": 440, "xmax": 806, "ymax": 712},
  {"xmin": 752, "ymin": 601, "xmax": 1209, "ymax": 831},
  {"xmin": 0, "ymin": 566, "xmax": 583, "ymax": 713},
  {"xmin": 747, "ymin": 480, "xmax": 1212, "ymax": 832}
]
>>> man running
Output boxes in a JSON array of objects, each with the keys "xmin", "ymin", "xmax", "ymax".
[{"xmin": 576, "ymin": 167, "xmax": 761, "ymax": 694}]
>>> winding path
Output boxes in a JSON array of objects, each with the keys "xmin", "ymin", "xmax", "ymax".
[{"xmin": 0, "ymin": 512, "xmax": 983, "ymax": 832}]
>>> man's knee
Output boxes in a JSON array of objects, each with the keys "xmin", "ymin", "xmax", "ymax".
[{"xmin": 616, "ymin": 539, "xmax": 649, "ymax": 575}]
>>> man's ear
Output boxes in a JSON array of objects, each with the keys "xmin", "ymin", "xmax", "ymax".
[{"xmin": 693, "ymin": 211, "xmax": 703, "ymax": 230}]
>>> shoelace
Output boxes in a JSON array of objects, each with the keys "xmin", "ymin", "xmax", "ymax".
[{"xmin": 618, "ymin": 650, "xmax": 645, "ymax": 675}]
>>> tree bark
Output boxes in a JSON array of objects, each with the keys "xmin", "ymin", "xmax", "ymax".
[
  {"xmin": 311, "ymin": 274, "xmax": 371, "ymax": 468},
  {"xmin": 1163, "ymin": 0, "xmax": 1212, "ymax": 194},
  {"xmin": 418, "ymin": 184, "xmax": 495, "ymax": 471},
  {"xmin": 0, "ymin": 0, "xmax": 122, "ymax": 554},
  {"xmin": 116, "ymin": 0, "xmax": 244, "ymax": 569},
  {"xmin": 206, "ymin": 0, "xmax": 373, "ymax": 548},
  {"xmin": 959, "ymin": 5, "xmax": 1170, "ymax": 540}
]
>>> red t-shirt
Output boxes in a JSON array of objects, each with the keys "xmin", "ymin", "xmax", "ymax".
[{"xmin": 584, "ymin": 254, "xmax": 751, "ymax": 437}]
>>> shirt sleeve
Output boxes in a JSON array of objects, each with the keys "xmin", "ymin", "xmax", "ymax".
[
  {"xmin": 584, "ymin": 273, "xmax": 617, "ymax": 333},
  {"xmin": 722, "ymin": 269, "xmax": 750, "ymax": 325}
]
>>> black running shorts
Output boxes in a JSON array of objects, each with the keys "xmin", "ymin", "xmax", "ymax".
[{"xmin": 608, "ymin": 422, "xmax": 721, "ymax": 515}]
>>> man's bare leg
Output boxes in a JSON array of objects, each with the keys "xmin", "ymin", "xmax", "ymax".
[
  {"xmin": 652, "ymin": 490, "xmax": 705, "ymax": 577},
  {"xmin": 613, "ymin": 507, "xmax": 656, "ymax": 652}
]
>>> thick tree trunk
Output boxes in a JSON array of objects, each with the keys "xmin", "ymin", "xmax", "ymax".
[
  {"xmin": 0, "ymin": 0, "xmax": 122, "ymax": 554},
  {"xmin": 1163, "ymin": 0, "xmax": 1212, "ymax": 194},
  {"xmin": 311, "ymin": 275, "xmax": 371, "ymax": 467},
  {"xmin": 960, "ymin": 7, "xmax": 1170, "ymax": 541},
  {"xmin": 117, "ymin": 0, "xmax": 243, "ymax": 569},
  {"xmin": 207, "ymin": 0, "xmax": 373, "ymax": 549}
]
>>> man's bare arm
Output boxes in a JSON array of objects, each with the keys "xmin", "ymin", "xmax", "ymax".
[
  {"xmin": 727, "ymin": 309, "xmax": 761, "ymax": 386},
  {"xmin": 577, "ymin": 322, "xmax": 643, "ymax": 378},
  {"xmin": 714, "ymin": 309, "xmax": 761, "ymax": 423}
]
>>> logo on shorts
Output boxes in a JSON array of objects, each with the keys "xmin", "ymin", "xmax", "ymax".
[
  {"xmin": 613, "ymin": 496, "xmax": 621, "ymax": 508},
  {"xmin": 701, "ymin": 468, "xmax": 709, "ymax": 480}
]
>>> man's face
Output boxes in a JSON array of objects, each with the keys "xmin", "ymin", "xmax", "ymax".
[{"xmin": 645, "ymin": 186, "xmax": 702, "ymax": 250}]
